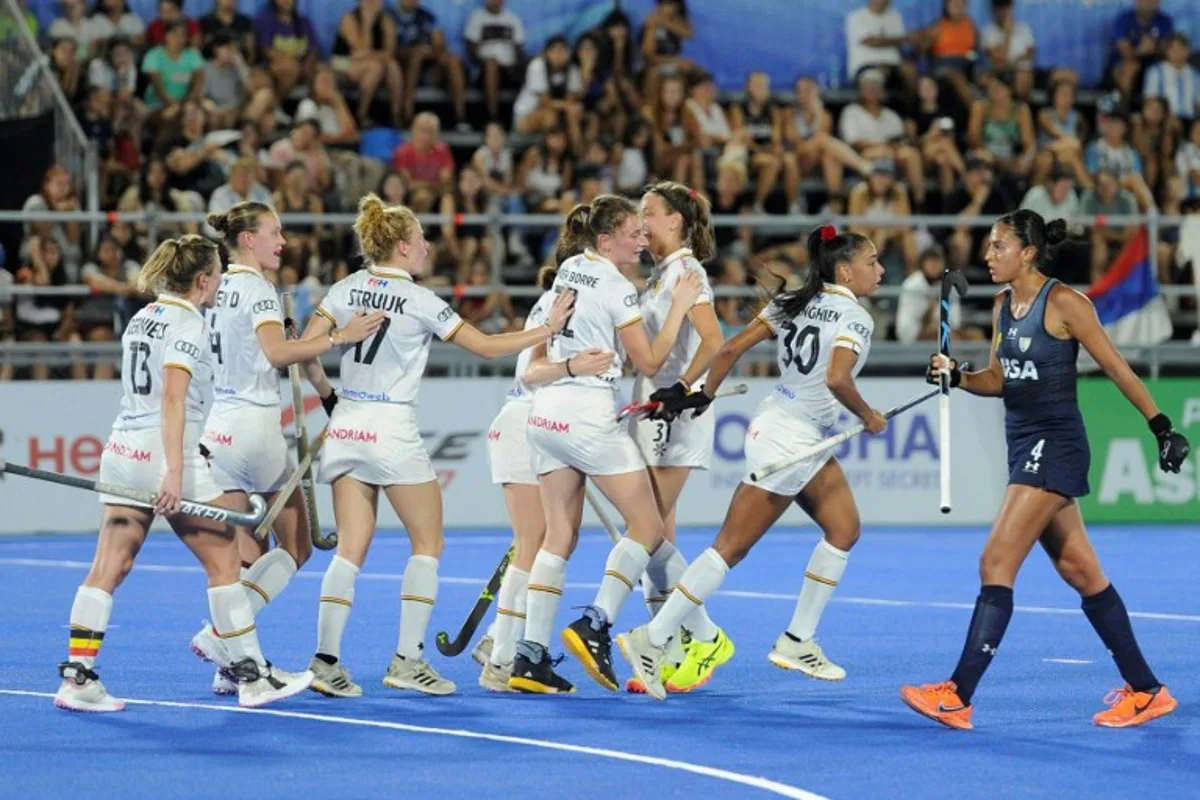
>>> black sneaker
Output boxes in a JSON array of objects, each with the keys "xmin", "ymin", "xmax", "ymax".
[
  {"xmin": 561, "ymin": 606, "xmax": 618, "ymax": 692},
  {"xmin": 508, "ymin": 641, "xmax": 575, "ymax": 694}
]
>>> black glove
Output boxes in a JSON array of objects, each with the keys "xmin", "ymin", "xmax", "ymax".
[
  {"xmin": 1149, "ymin": 414, "xmax": 1190, "ymax": 473},
  {"xmin": 648, "ymin": 381, "xmax": 688, "ymax": 422},
  {"xmin": 925, "ymin": 355, "xmax": 963, "ymax": 389},
  {"xmin": 658, "ymin": 387, "xmax": 715, "ymax": 420},
  {"xmin": 322, "ymin": 392, "xmax": 338, "ymax": 418}
]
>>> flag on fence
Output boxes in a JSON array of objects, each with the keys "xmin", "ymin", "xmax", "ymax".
[{"xmin": 1085, "ymin": 226, "xmax": 1174, "ymax": 348}]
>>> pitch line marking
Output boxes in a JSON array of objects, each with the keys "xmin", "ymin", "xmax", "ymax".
[
  {"xmin": 0, "ymin": 689, "xmax": 825, "ymax": 800},
  {"xmin": 1, "ymin": 557, "xmax": 1198, "ymax": 623}
]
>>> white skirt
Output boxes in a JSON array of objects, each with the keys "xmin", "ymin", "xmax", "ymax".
[
  {"xmin": 487, "ymin": 399, "xmax": 537, "ymax": 485},
  {"xmin": 528, "ymin": 384, "xmax": 645, "ymax": 477},
  {"xmin": 98, "ymin": 423, "xmax": 222, "ymax": 507},
  {"xmin": 202, "ymin": 403, "xmax": 293, "ymax": 494},
  {"xmin": 742, "ymin": 397, "xmax": 833, "ymax": 497},
  {"xmin": 317, "ymin": 397, "xmax": 437, "ymax": 486},
  {"xmin": 629, "ymin": 376, "xmax": 714, "ymax": 470}
]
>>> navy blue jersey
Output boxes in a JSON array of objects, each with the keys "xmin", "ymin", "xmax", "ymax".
[{"xmin": 996, "ymin": 279, "xmax": 1090, "ymax": 497}]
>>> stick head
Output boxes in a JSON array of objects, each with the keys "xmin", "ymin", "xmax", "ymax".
[
  {"xmin": 246, "ymin": 494, "xmax": 268, "ymax": 525},
  {"xmin": 941, "ymin": 269, "xmax": 969, "ymax": 300}
]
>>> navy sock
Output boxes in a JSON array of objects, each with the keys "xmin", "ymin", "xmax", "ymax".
[
  {"xmin": 949, "ymin": 585, "xmax": 1014, "ymax": 705},
  {"xmin": 1081, "ymin": 584, "xmax": 1159, "ymax": 693}
]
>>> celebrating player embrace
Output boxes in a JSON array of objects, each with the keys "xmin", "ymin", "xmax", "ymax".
[{"xmin": 618, "ymin": 225, "xmax": 886, "ymax": 699}]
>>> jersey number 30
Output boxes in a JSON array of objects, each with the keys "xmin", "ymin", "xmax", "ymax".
[{"xmin": 780, "ymin": 322, "xmax": 820, "ymax": 375}]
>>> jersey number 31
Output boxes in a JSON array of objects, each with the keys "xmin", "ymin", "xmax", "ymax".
[{"xmin": 780, "ymin": 322, "xmax": 820, "ymax": 375}]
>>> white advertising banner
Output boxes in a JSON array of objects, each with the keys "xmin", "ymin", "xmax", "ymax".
[{"xmin": 0, "ymin": 379, "xmax": 1007, "ymax": 534}]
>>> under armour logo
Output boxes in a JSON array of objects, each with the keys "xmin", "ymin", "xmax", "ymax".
[
  {"xmin": 1023, "ymin": 460, "xmax": 1040, "ymax": 473},
  {"xmin": 982, "ymin": 644, "xmax": 997, "ymax": 655}
]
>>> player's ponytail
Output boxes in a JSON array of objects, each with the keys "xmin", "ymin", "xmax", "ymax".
[
  {"xmin": 207, "ymin": 201, "xmax": 273, "ymax": 255},
  {"xmin": 536, "ymin": 264, "xmax": 558, "ymax": 289},
  {"xmin": 644, "ymin": 181, "xmax": 717, "ymax": 264},
  {"xmin": 355, "ymin": 192, "xmax": 419, "ymax": 264},
  {"xmin": 996, "ymin": 209, "xmax": 1073, "ymax": 274},
  {"xmin": 557, "ymin": 195, "xmax": 639, "ymax": 261},
  {"xmin": 137, "ymin": 234, "xmax": 219, "ymax": 295},
  {"xmin": 770, "ymin": 225, "xmax": 868, "ymax": 323}
]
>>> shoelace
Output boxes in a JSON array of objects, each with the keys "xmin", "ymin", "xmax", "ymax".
[{"xmin": 1102, "ymin": 686, "xmax": 1134, "ymax": 707}]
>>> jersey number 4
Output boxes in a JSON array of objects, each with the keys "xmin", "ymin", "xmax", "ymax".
[
  {"xmin": 780, "ymin": 322, "xmax": 820, "ymax": 375},
  {"xmin": 353, "ymin": 318, "xmax": 393, "ymax": 365}
]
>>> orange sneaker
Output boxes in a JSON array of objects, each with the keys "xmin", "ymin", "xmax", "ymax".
[
  {"xmin": 1093, "ymin": 684, "xmax": 1177, "ymax": 728},
  {"xmin": 899, "ymin": 681, "xmax": 974, "ymax": 730}
]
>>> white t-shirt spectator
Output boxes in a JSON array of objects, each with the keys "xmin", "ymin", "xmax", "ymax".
[
  {"xmin": 980, "ymin": 21, "xmax": 1035, "ymax": 66},
  {"xmin": 513, "ymin": 56, "xmax": 582, "ymax": 120},
  {"xmin": 295, "ymin": 99, "xmax": 341, "ymax": 136},
  {"xmin": 464, "ymin": 7, "xmax": 524, "ymax": 67},
  {"xmin": 844, "ymin": 5, "xmax": 905, "ymax": 78},
  {"xmin": 48, "ymin": 16, "xmax": 106, "ymax": 59},
  {"xmin": 88, "ymin": 58, "xmax": 138, "ymax": 94},
  {"xmin": 686, "ymin": 98, "xmax": 732, "ymax": 142},
  {"xmin": 895, "ymin": 271, "xmax": 962, "ymax": 344},
  {"xmin": 88, "ymin": 12, "xmax": 146, "ymax": 43},
  {"xmin": 838, "ymin": 103, "xmax": 906, "ymax": 146},
  {"xmin": 1020, "ymin": 184, "xmax": 1080, "ymax": 220}
]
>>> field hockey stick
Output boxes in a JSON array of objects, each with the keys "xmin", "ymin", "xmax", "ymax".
[
  {"xmin": 283, "ymin": 292, "xmax": 333, "ymax": 550},
  {"xmin": 748, "ymin": 388, "xmax": 939, "ymax": 482},
  {"xmin": 435, "ymin": 544, "xmax": 514, "ymax": 657},
  {"xmin": 939, "ymin": 269, "xmax": 969, "ymax": 514},
  {"xmin": 616, "ymin": 382, "xmax": 749, "ymax": 423},
  {"xmin": 585, "ymin": 485, "xmax": 622, "ymax": 543},
  {"xmin": 0, "ymin": 458, "xmax": 267, "ymax": 527},
  {"xmin": 253, "ymin": 425, "xmax": 330, "ymax": 543}
]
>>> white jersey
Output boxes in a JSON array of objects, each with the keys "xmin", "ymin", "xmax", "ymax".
[
  {"xmin": 506, "ymin": 290, "xmax": 555, "ymax": 403},
  {"xmin": 315, "ymin": 265, "xmax": 464, "ymax": 405},
  {"xmin": 208, "ymin": 266, "xmax": 285, "ymax": 408},
  {"xmin": 640, "ymin": 247, "xmax": 713, "ymax": 388},
  {"xmin": 756, "ymin": 283, "xmax": 874, "ymax": 431},
  {"xmin": 114, "ymin": 294, "xmax": 213, "ymax": 431},
  {"xmin": 546, "ymin": 249, "xmax": 642, "ymax": 390}
]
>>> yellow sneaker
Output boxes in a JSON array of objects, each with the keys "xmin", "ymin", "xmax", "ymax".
[{"xmin": 664, "ymin": 628, "xmax": 735, "ymax": 693}]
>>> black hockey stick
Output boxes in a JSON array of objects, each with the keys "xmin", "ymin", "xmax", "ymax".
[{"xmin": 434, "ymin": 545, "xmax": 514, "ymax": 657}]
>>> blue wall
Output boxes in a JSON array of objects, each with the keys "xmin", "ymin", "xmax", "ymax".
[{"xmin": 31, "ymin": 0, "xmax": 1200, "ymax": 89}]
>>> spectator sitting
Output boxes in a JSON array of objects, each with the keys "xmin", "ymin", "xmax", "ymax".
[
  {"xmin": 713, "ymin": 256, "xmax": 750, "ymax": 340},
  {"xmin": 273, "ymin": 160, "xmax": 328, "ymax": 277},
  {"xmin": 513, "ymin": 35, "xmax": 584, "ymax": 152},
  {"xmin": 895, "ymin": 245, "xmax": 981, "ymax": 343},
  {"xmin": 612, "ymin": 117, "xmax": 652, "ymax": 196},
  {"xmin": 332, "ymin": 0, "xmax": 403, "ymax": 127},
  {"xmin": 254, "ymin": 0, "xmax": 319, "ymax": 99},
  {"xmin": 141, "ymin": 18, "xmax": 205, "ymax": 123},
  {"xmin": 1177, "ymin": 117, "xmax": 1200, "ymax": 199},
  {"xmin": 1109, "ymin": 0, "xmax": 1174, "ymax": 103},
  {"xmin": 917, "ymin": 0, "xmax": 977, "ymax": 110},
  {"xmin": 1034, "ymin": 79, "xmax": 1090, "ymax": 187},
  {"xmin": 89, "ymin": 0, "xmax": 146, "ymax": 51},
  {"xmin": 843, "ymin": 0, "xmax": 915, "ymax": 97},
  {"xmin": 787, "ymin": 74, "xmax": 873, "ymax": 201},
  {"xmin": 943, "ymin": 153, "xmax": 1016, "ymax": 272},
  {"xmin": 979, "ymin": 0, "xmax": 1034, "ymax": 99},
  {"xmin": 1085, "ymin": 111, "xmax": 1155, "ymax": 209},
  {"xmin": 1081, "ymin": 168, "xmax": 1139, "ymax": 280},
  {"xmin": 22, "ymin": 165, "xmax": 83, "ymax": 274},
  {"xmin": 472, "ymin": 122, "xmax": 516, "ymax": 198},
  {"xmin": 838, "ymin": 68, "xmax": 925, "ymax": 206},
  {"xmin": 163, "ymin": 100, "xmax": 230, "ymax": 199},
  {"xmin": 204, "ymin": 31, "xmax": 272, "ymax": 129},
  {"xmin": 13, "ymin": 237, "xmax": 74, "ymax": 381},
  {"xmin": 639, "ymin": 0, "xmax": 695, "ymax": 102},
  {"xmin": 464, "ymin": 0, "xmax": 526, "ymax": 122},
  {"xmin": 1132, "ymin": 95, "xmax": 1181, "ymax": 197},
  {"xmin": 645, "ymin": 74, "xmax": 695, "ymax": 186},
  {"xmin": 395, "ymin": 0, "xmax": 468, "ymax": 129},
  {"xmin": 440, "ymin": 165, "xmax": 491, "ymax": 283},
  {"xmin": 966, "ymin": 72, "xmax": 1036, "ymax": 183},
  {"xmin": 268, "ymin": 119, "xmax": 334, "ymax": 200},
  {"xmin": 683, "ymin": 71, "xmax": 733, "ymax": 191},
  {"xmin": 207, "ymin": 157, "xmax": 272, "ymax": 234},
  {"xmin": 456, "ymin": 259, "xmax": 516, "ymax": 333},
  {"xmin": 117, "ymin": 157, "xmax": 189, "ymax": 243},
  {"xmin": 379, "ymin": 171, "xmax": 408, "ymax": 206},
  {"xmin": 48, "ymin": 0, "xmax": 101, "ymax": 62},
  {"xmin": 848, "ymin": 159, "xmax": 918, "ymax": 274},
  {"xmin": 1020, "ymin": 165, "xmax": 1080, "ymax": 221},
  {"xmin": 1142, "ymin": 33, "xmax": 1199, "ymax": 122},
  {"xmin": 296, "ymin": 67, "xmax": 384, "ymax": 206},
  {"xmin": 49, "ymin": 37, "xmax": 84, "ymax": 106},
  {"xmin": 76, "ymin": 234, "xmax": 143, "ymax": 379},
  {"xmin": 391, "ymin": 111, "xmax": 455, "ymax": 212},
  {"xmin": 906, "ymin": 75, "xmax": 965, "ymax": 196},
  {"xmin": 200, "ymin": 0, "xmax": 254, "ymax": 60},
  {"xmin": 146, "ymin": 0, "xmax": 201, "ymax": 49},
  {"xmin": 517, "ymin": 128, "xmax": 573, "ymax": 213},
  {"xmin": 709, "ymin": 161, "xmax": 752, "ymax": 259}
]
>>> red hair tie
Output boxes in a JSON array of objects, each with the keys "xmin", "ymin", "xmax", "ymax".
[
  {"xmin": 820, "ymin": 225, "xmax": 837, "ymax": 242},
  {"xmin": 687, "ymin": 188, "xmax": 698, "ymax": 200}
]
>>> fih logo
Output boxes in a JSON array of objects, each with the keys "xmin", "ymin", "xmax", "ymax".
[
  {"xmin": 150, "ymin": 304, "xmax": 165, "ymax": 315},
  {"xmin": 367, "ymin": 277, "xmax": 389, "ymax": 288}
]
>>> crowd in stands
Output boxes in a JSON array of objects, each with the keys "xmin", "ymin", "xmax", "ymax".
[{"xmin": 2, "ymin": 0, "xmax": 1199, "ymax": 380}]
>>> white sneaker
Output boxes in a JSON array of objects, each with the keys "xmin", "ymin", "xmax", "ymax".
[
  {"xmin": 471, "ymin": 635, "xmax": 493, "ymax": 667},
  {"xmin": 382, "ymin": 654, "xmax": 456, "ymax": 696},
  {"xmin": 54, "ymin": 664, "xmax": 125, "ymax": 713},
  {"xmin": 236, "ymin": 664, "xmax": 314, "ymax": 708},
  {"xmin": 615, "ymin": 625, "xmax": 667, "ymax": 701},
  {"xmin": 212, "ymin": 668, "xmax": 237, "ymax": 696},
  {"xmin": 767, "ymin": 634, "xmax": 846, "ymax": 681},
  {"xmin": 478, "ymin": 660, "xmax": 515, "ymax": 693},
  {"xmin": 308, "ymin": 657, "xmax": 363, "ymax": 698},
  {"xmin": 190, "ymin": 621, "xmax": 232, "ymax": 668}
]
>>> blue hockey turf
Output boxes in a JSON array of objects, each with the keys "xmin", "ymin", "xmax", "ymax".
[{"xmin": 2, "ymin": 525, "xmax": 1197, "ymax": 799}]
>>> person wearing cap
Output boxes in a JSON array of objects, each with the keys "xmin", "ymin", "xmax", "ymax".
[
  {"xmin": 848, "ymin": 158, "xmax": 918, "ymax": 274},
  {"xmin": 839, "ymin": 68, "xmax": 926, "ymax": 206}
]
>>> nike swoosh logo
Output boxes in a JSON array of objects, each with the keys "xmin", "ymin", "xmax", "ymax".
[
  {"xmin": 938, "ymin": 703, "xmax": 967, "ymax": 713},
  {"xmin": 1134, "ymin": 699, "xmax": 1153, "ymax": 714}
]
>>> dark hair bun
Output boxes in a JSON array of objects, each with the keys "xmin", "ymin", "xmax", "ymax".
[
  {"xmin": 206, "ymin": 212, "xmax": 229, "ymax": 234},
  {"xmin": 1044, "ymin": 218, "xmax": 1068, "ymax": 247}
]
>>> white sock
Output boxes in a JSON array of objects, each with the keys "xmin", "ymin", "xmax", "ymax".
[
  {"xmin": 786, "ymin": 539, "xmax": 850, "ymax": 641},
  {"xmin": 490, "ymin": 567, "xmax": 529, "ymax": 666},
  {"xmin": 524, "ymin": 550, "xmax": 567, "ymax": 648},
  {"xmin": 485, "ymin": 617, "xmax": 499, "ymax": 641},
  {"xmin": 240, "ymin": 549, "xmax": 298, "ymax": 614},
  {"xmin": 317, "ymin": 555, "xmax": 360, "ymax": 661},
  {"xmin": 593, "ymin": 538, "xmax": 651, "ymax": 624},
  {"xmin": 647, "ymin": 548, "xmax": 729, "ymax": 647},
  {"xmin": 68, "ymin": 586, "xmax": 113, "ymax": 670},
  {"xmin": 397, "ymin": 555, "xmax": 439, "ymax": 660},
  {"xmin": 208, "ymin": 583, "xmax": 267, "ymax": 669},
  {"xmin": 641, "ymin": 539, "xmax": 676, "ymax": 618}
]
